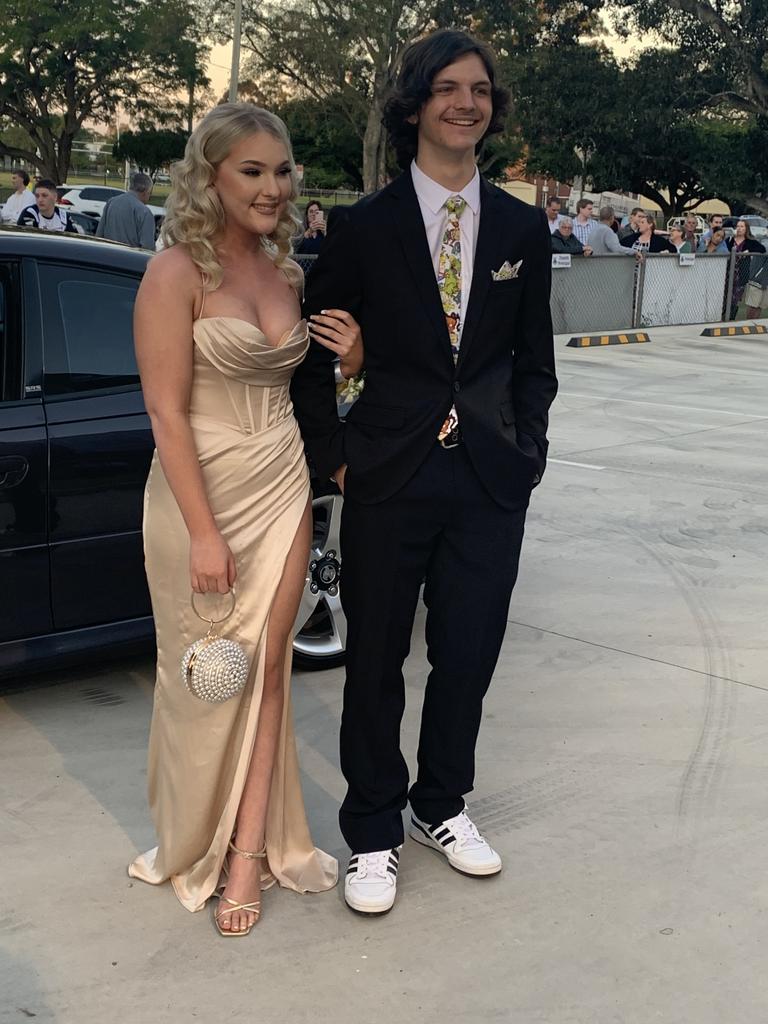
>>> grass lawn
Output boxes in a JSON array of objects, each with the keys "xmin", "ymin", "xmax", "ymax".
[{"xmin": 0, "ymin": 171, "xmax": 362, "ymax": 210}]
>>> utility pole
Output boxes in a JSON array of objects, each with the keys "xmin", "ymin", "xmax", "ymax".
[{"xmin": 228, "ymin": 0, "xmax": 243, "ymax": 103}]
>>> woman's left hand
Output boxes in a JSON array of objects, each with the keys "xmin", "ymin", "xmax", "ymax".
[{"xmin": 308, "ymin": 309, "xmax": 364, "ymax": 379}]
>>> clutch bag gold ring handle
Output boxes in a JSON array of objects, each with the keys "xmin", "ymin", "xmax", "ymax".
[
  {"xmin": 186, "ymin": 589, "xmax": 237, "ymax": 684},
  {"xmin": 190, "ymin": 589, "xmax": 237, "ymax": 633}
]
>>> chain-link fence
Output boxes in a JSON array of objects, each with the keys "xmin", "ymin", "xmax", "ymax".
[
  {"xmin": 550, "ymin": 254, "xmax": 637, "ymax": 334},
  {"xmin": 296, "ymin": 250, "xmax": 768, "ymax": 334},
  {"xmin": 553, "ymin": 250, "xmax": 768, "ymax": 334}
]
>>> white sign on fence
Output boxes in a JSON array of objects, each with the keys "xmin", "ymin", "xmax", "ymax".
[
  {"xmin": 552, "ymin": 254, "xmax": 572, "ymax": 269},
  {"xmin": 679, "ymin": 253, "xmax": 696, "ymax": 267}
]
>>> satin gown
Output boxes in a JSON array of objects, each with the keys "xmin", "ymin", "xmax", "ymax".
[{"xmin": 129, "ymin": 261, "xmax": 337, "ymax": 912}]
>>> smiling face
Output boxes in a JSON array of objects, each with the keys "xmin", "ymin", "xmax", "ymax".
[
  {"xmin": 711, "ymin": 228, "xmax": 725, "ymax": 245},
  {"xmin": 559, "ymin": 220, "xmax": 573, "ymax": 238},
  {"xmin": 212, "ymin": 131, "xmax": 293, "ymax": 239},
  {"xmin": 411, "ymin": 53, "xmax": 493, "ymax": 163}
]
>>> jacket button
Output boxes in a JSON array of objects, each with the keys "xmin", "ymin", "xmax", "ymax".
[{"xmin": 453, "ymin": 381, "xmax": 461, "ymax": 392}]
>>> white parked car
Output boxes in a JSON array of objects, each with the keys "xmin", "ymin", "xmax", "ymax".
[{"xmin": 58, "ymin": 185, "xmax": 165, "ymax": 236}]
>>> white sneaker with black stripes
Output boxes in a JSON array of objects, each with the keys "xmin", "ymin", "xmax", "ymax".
[
  {"xmin": 344, "ymin": 846, "xmax": 401, "ymax": 914},
  {"xmin": 409, "ymin": 808, "xmax": 502, "ymax": 876}
]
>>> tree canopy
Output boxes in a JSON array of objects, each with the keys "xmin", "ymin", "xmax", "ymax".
[
  {"xmin": 609, "ymin": 0, "xmax": 768, "ymax": 212},
  {"xmin": 113, "ymin": 129, "xmax": 189, "ymax": 177},
  {"xmin": 0, "ymin": 0, "xmax": 208, "ymax": 181}
]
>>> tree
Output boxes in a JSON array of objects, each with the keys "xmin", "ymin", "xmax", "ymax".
[
  {"xmin": 0, "ymin": 0, "xmax": 209, "ymax": 182},
  {"xmin": 207, "ymin": 0, "xmax": 439, "ymax": 193},
  {"xmin": 512, "ymin": 42, "xmax": 746, "ymax": 218},
  {"xmin": 275, "ymin": 96, "xmax": 366, "ymax": 190},
  {"xmin": 113, "ymin": 129, "xmax": 189, "ymax": 177},
  {"xmin": 610, "ymin": 0, "xmax": 768, "ymax": 211}
]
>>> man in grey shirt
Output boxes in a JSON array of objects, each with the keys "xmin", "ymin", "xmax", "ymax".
[
  {"xmin": 96, "ymin": 172, "xmax": 156, "ymax": 249},
  {"xmin": 589, "ymin": 206, "xmax": 635, "ymax": 255}
]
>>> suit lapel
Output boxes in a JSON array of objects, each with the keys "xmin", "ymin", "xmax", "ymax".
[
  {"xmin": 388, "ymin": 173, "xmax": 453, "ymax": 362},
  {"xmin": 457, "ymin": 177, "xmax": 502, "ymax": 370}
]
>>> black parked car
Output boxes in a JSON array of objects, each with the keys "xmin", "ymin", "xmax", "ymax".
[{"xmin": 0, "ymin": 230, "xmax": 345, "ymax": 679}]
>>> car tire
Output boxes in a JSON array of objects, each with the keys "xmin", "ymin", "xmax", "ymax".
[{"xmin": 293, "ymin": 492, "xmax": 346, "ymax": 670}]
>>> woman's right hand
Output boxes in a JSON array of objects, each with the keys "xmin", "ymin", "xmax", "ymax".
[{"xmin": 190, "ymin": 529, "xmax": 237, "ymax": 594}]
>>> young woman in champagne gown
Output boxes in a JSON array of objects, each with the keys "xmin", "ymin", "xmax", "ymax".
[{"xmin": 129, "ymin": 104, "xmax": 362, "ymax": 935}]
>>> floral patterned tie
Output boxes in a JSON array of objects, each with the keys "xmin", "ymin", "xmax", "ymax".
[{"xmin": 437, "ymin": 195, "xmax": 466, "ymax": 442}]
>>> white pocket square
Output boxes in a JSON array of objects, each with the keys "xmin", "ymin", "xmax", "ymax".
[{"xmin": 492, "ymin": 259, "xmax": 522, "ymax": 281}]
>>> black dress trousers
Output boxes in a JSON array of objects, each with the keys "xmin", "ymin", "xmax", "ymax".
[{"xmin": 338, "ymin": 442, "xmax": 528, "ymax": 853}]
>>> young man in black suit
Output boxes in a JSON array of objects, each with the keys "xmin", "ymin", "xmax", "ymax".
[{"xmin": 291, "ymin": 28, "xmax": 558, "ymax": 914}]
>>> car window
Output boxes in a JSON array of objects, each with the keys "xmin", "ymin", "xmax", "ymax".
[
  {"xmin": 0, "ymin": 264, "xmax": 22, "ymax": 402},
  {"xmin": 39, "ymin": 264, "xmax": 141, "ymax": 396},
  {"xmin": 79, "ymin": 188, "xmax": 121, "ymax": 202}
]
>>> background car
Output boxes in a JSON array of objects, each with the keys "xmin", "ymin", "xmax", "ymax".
[
  {"xmin": 0, "ymin": 231, "xmax": 345, "ymax": 679},
  {"xmin": 66, "ymin": 210, "xmax": 99, "ymax": 236},
  {"xmin": 58, "ymin": 185, "xmax": 166, "ymax": 240}
]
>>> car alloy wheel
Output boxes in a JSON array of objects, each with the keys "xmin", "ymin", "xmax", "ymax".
[{"xmin": 293, "ymin": 493, "xmax": 346, "ymax": 669}]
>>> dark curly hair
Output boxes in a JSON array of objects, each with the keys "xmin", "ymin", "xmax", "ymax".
[{"xmin": 383, "ymin": 29, "xmax": 510, "ymax": 170}]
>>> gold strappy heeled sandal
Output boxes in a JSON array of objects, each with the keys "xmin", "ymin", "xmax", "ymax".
[{"xmin": 214, "ymin": 838, "xmax": 267, "ymax": 937}]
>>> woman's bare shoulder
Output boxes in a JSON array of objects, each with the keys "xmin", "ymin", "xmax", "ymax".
[
  {"xmin": 143, "ymin": 244, "xmax": 201, "ymax": 291},
  {"xmin": 280, "ymin": 256, "xmax": 305, "ymax": 297}
]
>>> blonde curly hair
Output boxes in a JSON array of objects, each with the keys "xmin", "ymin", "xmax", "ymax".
[{"xmin": 161, "ymin": 103, "xmax": 302, "ymax": 291}]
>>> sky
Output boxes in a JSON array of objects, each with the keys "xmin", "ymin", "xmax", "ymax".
[{"xmin": 208, "ymin": 43, "xmax": 235, "ymax": 100}]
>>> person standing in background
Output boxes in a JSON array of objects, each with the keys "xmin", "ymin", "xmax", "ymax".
[
  {"xmin": 620, "ymin": 212, "xmax": 675, "ymax": 254},
  {"xmin": 682, "ymin": 215, "xmax": 699, "ymax": 251},
  {"xmin": 618, "ymin": 206, "xmax": 644, "ymax": 240},
  {"xmin": 544, "ymin": 195, "xmax": 562, "ymax": 234},
  {"xmin": 96, "ymin": 172, "xmax": 155, "ymax": 249},
  {"xmin": 588, "ymin": 206, "xmax": 634, "ymax": 255},
  {"xmin": 1, "ymin": 169, "xmax": 35, "ymax": 224},
  {"xmin": 572, "ymin": 198, "xmax": 594, "ymax": 247},
  {"xmin": 699, "ymin": 213, "xmax": 724, "ymax": 247},
  {"xmin": 727, "ymin": 220, "xmax": 765, "ymax": 318},
  {"xmin": 296, "ymin": 200, "xmax": 327, "ymax": 255},
  {"xmin": 668, "ymin": 226, "xmax": 692, "ymax": 253},
  {"xmin": 697, "ymin": 227, "xmax": 728, "ymax": 254},
  {"xmin": 17, "ymin": 179, "xmax": 79, "ymax": 233},
  {"xmin": 551, "ymin": 217, "xmax": 591, "ymax": 255}
]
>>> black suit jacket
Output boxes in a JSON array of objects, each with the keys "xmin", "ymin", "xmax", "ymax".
[{"xmin": 290, "ymin": 171, "xmax": 558, "ymax": 508}]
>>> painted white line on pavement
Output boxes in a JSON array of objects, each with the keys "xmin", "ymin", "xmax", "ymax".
[
  {"xmin": 557, "ymin": 391, "xmax": 768, "ymax": 419},
  {"xmin": 549, "ymin": 458, "xmax": 606, "ymax": 471}
]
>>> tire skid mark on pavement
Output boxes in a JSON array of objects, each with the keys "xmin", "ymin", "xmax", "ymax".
[
  {"xmin": 627, "ymin": 530, "xmax": 737, "ymax": 847},
  {"xmin": 467, "ymin": 762, "xmax": 607, "ymax": 837}
]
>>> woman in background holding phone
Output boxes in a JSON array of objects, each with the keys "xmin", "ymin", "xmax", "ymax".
[{"xmin": 296, "ymin": 199, "xmax": 326, "ymax": 255}]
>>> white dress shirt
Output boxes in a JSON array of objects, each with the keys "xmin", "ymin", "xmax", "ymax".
[
  {"xmin": 411, "ymin": 160, "xmax": 481, "ymax": 340},
  {"xmin": 1, "ymin": 188, "xmax": 35, "ymax": 224}
]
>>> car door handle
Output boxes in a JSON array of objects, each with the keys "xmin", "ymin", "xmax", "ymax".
[{"xmin": 0, "ymin": 456, "xmax": 29, "ymax": 489}]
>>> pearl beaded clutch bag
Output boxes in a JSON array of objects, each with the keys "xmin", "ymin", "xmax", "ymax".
[{"xmin": 181, "ymin": 591, "xmax": 250, "ymax": 703}]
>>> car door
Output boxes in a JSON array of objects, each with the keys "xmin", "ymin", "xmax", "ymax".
[
  {"xmin": 38, "ymin": 258, "xmax": 154, "ymax": 631},
  {"xmin": 72, "ymin": 187, "xmax": 122, "ymax": 218},
  {"xmin": 0, "ymin": 259, "xmax": 51, "ymax": 644}
]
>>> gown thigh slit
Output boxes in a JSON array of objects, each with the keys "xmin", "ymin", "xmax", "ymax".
[{"xmin": 129, "ymin": 274, "xmax": 337, "ymax": 912}]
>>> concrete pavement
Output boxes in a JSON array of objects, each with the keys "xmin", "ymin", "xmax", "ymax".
[{"xmin": 2, "ymin": 322, "xmax": 768, "ymax": 1023}]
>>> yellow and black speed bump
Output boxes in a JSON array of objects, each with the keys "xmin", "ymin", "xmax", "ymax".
[
  {"xmin": 701, "ymin": 324, "xmax": 767, "ymax": 337},
  {"xmin": 567, "ymin": 332, "xmax": 650, "ymax": 348}
]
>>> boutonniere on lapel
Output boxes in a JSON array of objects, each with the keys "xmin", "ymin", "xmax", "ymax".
[{"xmin": 491, "ymin": 259, "xmax": 523, "ymax": 281}]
